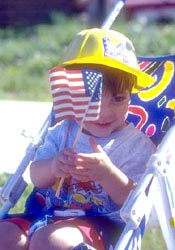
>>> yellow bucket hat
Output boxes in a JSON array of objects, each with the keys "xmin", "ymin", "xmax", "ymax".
[{"xmin": 62, "ymin": 28, "xmax": 155, "ymax": 93}]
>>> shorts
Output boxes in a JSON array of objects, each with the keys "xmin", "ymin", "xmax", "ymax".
[
  {"xmin": 0, "ymin": 216, "xmax": 33, "ymax": 236},
  {"xmin": 0, "ymin": 215, "xmax": 123, "ymax": 250},
  {"xmin": 33, "ymin": 216, "xmax": 123, "ymax": 250}
]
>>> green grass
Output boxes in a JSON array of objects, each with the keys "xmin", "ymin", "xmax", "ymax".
[
  {"xmin": 142, "ymin": 228, "xmax": 166, "ymax": 250},
  {"xmin": 0, "ymin": 173, "xmax": 33, "ymax": 214},
  {"xmin": 0, "ymin": 12, "xmax": 175, "ymax": 101},
  {"xmin": 0, "ymin": 13, "xmax": 86, "ymax": 101},
  {"xmin": 0, "ymin": 10, "xmax": 174, "ymax": 249}
]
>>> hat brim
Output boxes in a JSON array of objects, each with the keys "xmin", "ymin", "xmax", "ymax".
[{"xmin": 62, "ymin": 56, "xmax": 155, "ymax": 93}]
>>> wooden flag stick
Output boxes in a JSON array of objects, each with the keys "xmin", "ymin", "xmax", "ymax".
[{"xmin": 55, "ymin": 122, "xmax": 84, "ymax": 197}]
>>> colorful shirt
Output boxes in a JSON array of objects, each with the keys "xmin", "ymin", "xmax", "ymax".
[{"xmin": 33, "ymin": 119, "xmax": 155, "ymax": 222}]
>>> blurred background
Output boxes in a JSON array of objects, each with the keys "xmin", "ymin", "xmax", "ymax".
[
  {"xmin": 1, "ymin": 0, "xmax": 175, "ymax": 27},
  {"xmin": 0, "ymin": 0, "xmax": 175, "ymax": 101},
  {"xmin": 0, "ymin": 1, "xmax": 175, "ymax": 248}
]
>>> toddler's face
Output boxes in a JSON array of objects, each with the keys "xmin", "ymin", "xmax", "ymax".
[{"xmin": 82, "ymin": 90, "xmax": 130, "ymax": 137}]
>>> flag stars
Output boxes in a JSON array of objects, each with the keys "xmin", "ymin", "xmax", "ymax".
[{"xmin": 83, "ymin": 69, "xmax": 102, "ymax": 98}]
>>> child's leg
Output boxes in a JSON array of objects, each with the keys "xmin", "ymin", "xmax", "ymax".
[
  {"xmin": 29, "ymin": 217, "xmax": 104, "ymax": 250},
  {"xmin": 29, "ymin": 222, "xmax": 84, "ymax": 250},
  {"xmin": 0, "ymin": 221, "xmax": 29, "ymax": 250}
]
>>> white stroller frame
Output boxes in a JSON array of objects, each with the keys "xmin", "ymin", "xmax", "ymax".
[
  {"xmin": 0, "ymin": 110, "xmax": 53, "ymax": 218},
  {"xmin": 1, "ymin": 1, "xmax": 175, "ymax": 249},
  {"xmin": 115, "ymin": 123, "xmax": 175, "ymax": 250}
]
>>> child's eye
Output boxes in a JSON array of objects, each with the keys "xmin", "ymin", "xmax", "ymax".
[{"xmin": 111, "ymin": 95, "xmax": 128, "ymax": 103}]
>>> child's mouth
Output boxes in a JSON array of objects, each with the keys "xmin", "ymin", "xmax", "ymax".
[{"xmin": 95, "ymin": 122, "xmax": 112, "ymax": 128}]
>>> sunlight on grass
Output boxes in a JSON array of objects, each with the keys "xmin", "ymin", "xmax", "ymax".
[{"xmin": 142, "ymin": 228, "xmax": 166, "ymax": 250}]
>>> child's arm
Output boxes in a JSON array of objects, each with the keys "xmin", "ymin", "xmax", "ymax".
[
  {"xmin": 96, "ymin": 160, "xmax": 136, "ymax": 205},
  {"xmin": 30, "ymin": 148, "xmax": 75, "ymax": 188}
]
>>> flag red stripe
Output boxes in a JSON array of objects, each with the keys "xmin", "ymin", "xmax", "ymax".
[
  {"xmin": 51, "ymin": 85, "xmax": 85, "ymax": 91},
  {"xmin": 54, "ymin": 112, "xmax": 100, "ymax": 122},
  {"xmin": 54, "ymin": 103, "xmax": 100, "ymax": 110},
  {"xmin": 55, "ymin": 108, "xmax": 87, "ymax": 114},
  {"xmin": 54, "ymin": 104, "xmax": 100, "ymax": 113},
  {"xmin": 49, "ymin": 67, "xmax": 81, "ymax": 75},
  {"xmin": 53, "ymin": 100, "xmax": 89, "ymax": 106},
  {"xmin": 52, "ymin": 91, "xmax": 86, "ymax": 98}
]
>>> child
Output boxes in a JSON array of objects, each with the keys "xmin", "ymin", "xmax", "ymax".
[{"xmin": 0, "ymin": 28, "xmax": 155, "ymax": 250}]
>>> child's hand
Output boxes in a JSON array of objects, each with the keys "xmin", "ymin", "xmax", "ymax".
[
  {"xmin": 69, "ymin": 137, "xmax": 114, "ymax": 182},
  {"xmin": 50, "ymin": 148, "xmax": 76, "ymax": 178}
]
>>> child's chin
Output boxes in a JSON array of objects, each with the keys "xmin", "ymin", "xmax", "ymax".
[
  {"xmin": 83, "ymin": 123, "xmax": 113, "ymax": 137},
  {"xmin": 91, "ymin": 130, "xmax": 111, "ymax": 138}
]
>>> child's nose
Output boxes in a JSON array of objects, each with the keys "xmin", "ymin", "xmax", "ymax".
[{"xmin": 99, "ymin": 102, "xmax": 112, "ymax": 117}]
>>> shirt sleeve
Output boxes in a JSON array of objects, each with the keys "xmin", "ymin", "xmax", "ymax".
[
  {"xmin": 107, "ymin": 125, "xmax": 156, "ymax": 183},
  {"xmin": 119, "ymin": 134, "xmax": 156, "ymax": 183},
  {"xmin": 33, "ymin": 120, "xmax": 70, "ymax": 161}
]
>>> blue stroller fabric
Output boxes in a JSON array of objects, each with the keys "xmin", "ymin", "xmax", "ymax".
[{"xmin": 128, "ymin": 55, "xmax": 175, "ymax": 146}]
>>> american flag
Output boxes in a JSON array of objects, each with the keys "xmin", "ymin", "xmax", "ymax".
[{"xmin": 49, "ymin": 67, "xmax": 103, "ymax": 123}]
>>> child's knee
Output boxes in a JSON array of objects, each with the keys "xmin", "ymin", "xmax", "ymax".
[
  {"xmin": 30, "ymin": 225, "xmax": 84, "ymax": 250},
  {"xmin": 29, "ymin": 228, "xmax": 46, "ymax": 249},
  {"xmin": 0, "ymin": 221, "xmax": 23, "ymax": 236},
  {"xmin": 0, "ymin": 221, "xmax": 28, "ymax": 249}
]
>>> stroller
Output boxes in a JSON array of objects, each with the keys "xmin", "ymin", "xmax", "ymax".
[{"xmin": 1, "ymin": 1, "xmax": 175, "ymax": 249}]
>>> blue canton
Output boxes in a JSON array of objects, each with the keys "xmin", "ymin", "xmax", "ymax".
[{"xmin": 82, "ymin": 69, "xmax": 103, "ymax": 102}]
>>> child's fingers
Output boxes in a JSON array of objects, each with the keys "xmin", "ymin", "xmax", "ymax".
[{"xmin": 89, "ymin": 136, "xmax": 103, "ymax": 153}]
